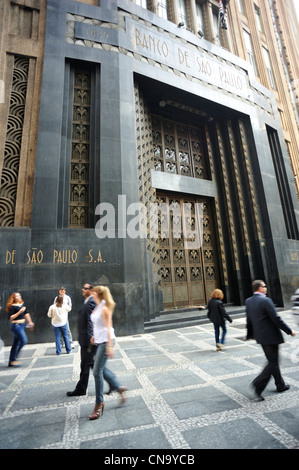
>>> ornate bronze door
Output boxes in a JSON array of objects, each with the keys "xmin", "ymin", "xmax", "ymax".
[
  {"xmin": 151, "ymin": 115, "xmax": 221, "ymax": 308},
  {"xmin": 157, "ymin": 193, "xmax": 220, "ymax": 308}
]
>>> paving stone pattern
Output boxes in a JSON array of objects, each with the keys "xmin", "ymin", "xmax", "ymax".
[{"xmin": 0, "ymin": 312, "xmax": 299, "ymax": 449}]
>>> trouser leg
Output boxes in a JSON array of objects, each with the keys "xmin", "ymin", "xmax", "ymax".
[{"xmin": 254, "ymin": 344, "xmax": 284, "ymax": 393}]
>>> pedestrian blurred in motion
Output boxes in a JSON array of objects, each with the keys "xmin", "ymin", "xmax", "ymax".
[
  {"xmin": 246, "ymin": 280, "xmax": 296, "ymax": 401},
  {"xmin": 89, "ymin": 285, "xmax": 127, "ymax": 420},
  {"xmin": 7, "ymin": 292, "xmax": 34, "ymax": 367},
  {"xmin": 291, "ymin": 288, "xmax": 299, "ymax": 327},
  {"xmin": 66, "ymin": 283, "xmax": 96, "ymax": 397},
  {"xmin": 207, "ymin": 289, "xmax": 232, "ymax": 351}
]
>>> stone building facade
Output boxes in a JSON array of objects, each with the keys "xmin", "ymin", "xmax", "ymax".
[{"xmin": 0, "ymin": 0, "xmax": 299, "ymax": 343}]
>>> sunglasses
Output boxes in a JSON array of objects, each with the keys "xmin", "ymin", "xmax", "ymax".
[{"xmin": 82, "ymin": 287, "xmax": 91, "ymax": 290}]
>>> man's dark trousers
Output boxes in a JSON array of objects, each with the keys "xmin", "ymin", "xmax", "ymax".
[
  {"xmin": 253, "ymin": 344, "xmax": 285, "ymax": 393},
  {"xmin": 75, "ymin": 346, "xmax": 95, "ymax": 393}
]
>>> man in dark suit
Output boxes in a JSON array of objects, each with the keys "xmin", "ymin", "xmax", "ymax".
[
  {"xmin": 67, "ymin": 283, "xmax": 96, "ymax": 396},
  {"xmin": 246, "ymin": 280, "xmax": 296, "ymax": 401}
]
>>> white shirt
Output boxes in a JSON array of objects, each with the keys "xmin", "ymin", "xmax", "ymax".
[
  {"xmin": 91, "ymin": 300, "xmax": 115, "ymax": 344},
  {"xmin": 54, "ymin": 294, "xmax": 72, "ymax": 309},
  {"xmin": 84, "ymin": 294, "xmax": 93, "ymax": 304},
  {"xmin": 47, "ymin": 304, "xmax": 71, "ymax": 327}
]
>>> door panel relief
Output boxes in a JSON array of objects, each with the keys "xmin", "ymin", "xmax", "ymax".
[{"xmin": 157, "ymin": 193, "xmax": 220, "ymax": 308}]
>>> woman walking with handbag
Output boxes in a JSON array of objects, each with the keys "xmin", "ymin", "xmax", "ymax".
[{"xmin": 89, "ymin": 285, "xmax": 127, "ymax": 420}]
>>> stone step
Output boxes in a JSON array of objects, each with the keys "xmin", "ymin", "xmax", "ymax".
[{"xmin": 144, "ymin": 305, "xmax": 246, "ymax": 333}]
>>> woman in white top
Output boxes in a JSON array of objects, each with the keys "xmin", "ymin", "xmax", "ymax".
[
  {"xmin": 47, "ymin": 295, "xmax": 71, "ymax": 355},
  {"xmin": 89, "ymin": 285, "xmax": 127, "ymax": 420}
]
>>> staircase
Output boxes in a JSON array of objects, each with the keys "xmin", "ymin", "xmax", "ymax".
[{"xmin": 144, "ymin": 305, "xmax": 246, "ymax": 333}]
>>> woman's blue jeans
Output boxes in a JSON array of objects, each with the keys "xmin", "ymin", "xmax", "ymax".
[
  {"xmin": 214, "ymin": 323, "xmax": 227, "ymax": 345},
  {"xmin": 52, "ymin": 324, "xmax": 71, "ymax": 354},
  {"xmin": 9, "ymin": 323, "xmax": 28, "ymax": 363},
  {"xmin": 93, "ymin": 342, "xmax": 120, "ymax": 404}
]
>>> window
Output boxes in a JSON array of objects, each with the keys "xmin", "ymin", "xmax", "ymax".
[
  {"xmin": 136, "ymin": 0, "xmax": 147, "ymax": 7},
  {"xmin": 211, "ymin": 11, "xmax": 219, "ymax": 44},
  {"xmin": 238, "ymin": 0, "xmax": 246, "ymax": 15},
  {"xmin": 243, "ymin": 30, "xmax": 258, "ymax": 75},
  {"xmin": 254, "ymin": 5, "xmax": 263, "ymax": 32},
  {"xmin": 177, "ymin": 0, "xmax": 188, "ymax": 27},
  {"xmin": 212, "ymin": 9, "xmax": 221, "ymax": 45},
  {"xmin": 263, "ymin": 47, "xmax": 276, "ymax": 89},
  {"xmin": 157, "ymin": 0, "xmax": 168, "ymax": 20},
  {"xmin": 195, "ymin": 1, "xmax": 205, "ymax": 37}
]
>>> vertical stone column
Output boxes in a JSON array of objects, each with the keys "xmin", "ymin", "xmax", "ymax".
[{"xmin": 98, "ymin": 54, "xmax": 145, "ymax": 334}]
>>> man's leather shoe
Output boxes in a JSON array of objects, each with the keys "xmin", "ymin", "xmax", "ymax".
[
  {"xmin": 250, "ymin": 381, "xmax": 265, "ymax": 401},
  {"xmin": 66, "ymin": 390, "xmax": 86, "ymax": 397},
  {"xmin": 277, "ymin": 384, "xmax": 290, "ymax": 393}
]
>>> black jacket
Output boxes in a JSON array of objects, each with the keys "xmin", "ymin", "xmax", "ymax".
[
  {"xmin": 246, "ymin": 294, "xmax": 292, "ymax": 345},
  {"xmin": 77, "ymin": 296, "xmax": 97, "ymax": 347},
  {"xmin": 207, "ymin": 298, "xmax": 232, "ymax": 325}
]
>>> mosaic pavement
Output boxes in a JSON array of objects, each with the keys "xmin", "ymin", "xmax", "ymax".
[{"xmin": 0, "ymin": 311, "xmax": 299, "ymax": 449}]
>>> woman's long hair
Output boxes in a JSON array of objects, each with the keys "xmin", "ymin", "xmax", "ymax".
[
  {"xmin": 93, "ymin": 285, "xmax": 116, "ymax": 312},
  {"xmin": 55, "ymin": 295, "xmax": 63, "ymax": 308},
  {"xmin": 6, "ymin": 293, "xmax": 23, "ymax": 312}
]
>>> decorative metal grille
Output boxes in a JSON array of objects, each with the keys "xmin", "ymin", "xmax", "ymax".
[
  {"xmin": 0, "ymin": 56, "xmax": 29, "ymax": 226},
  {"xmin": 157, "ymin": 193, "xmax": 219, "ymax": 308},
  {"xmin": 152, "ymin": 116, "xmax": 209, "ymax": 179},
  {"xmin": 69, "ymin": 69, "xmax": 91, "ymax": 228}
]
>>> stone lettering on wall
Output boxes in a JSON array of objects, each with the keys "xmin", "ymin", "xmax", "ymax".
[
  {"xmin": 130, "ymin": 20, "xmax": 248, "ymax": 99},
  {"xmin": 4, "ymin": 248, "xmax": 105, "ymax": 265},
  {"xmin": 75, "ymin": 18, "xmax": 250, "ymax": 101}
]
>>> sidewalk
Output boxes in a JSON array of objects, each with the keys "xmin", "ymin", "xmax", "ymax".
[{"xmin": 0, "ymin": 311, "xmax": 298, "ymax": 450}]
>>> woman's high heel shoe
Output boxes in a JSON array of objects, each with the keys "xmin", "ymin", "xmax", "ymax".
[
  {"xmin": 89, "ymin": 402, "xmax": 104, "ymax": 420},
  {"xmin": 118, "ymin": 386, "xmax": 127, "ymax": 404}
]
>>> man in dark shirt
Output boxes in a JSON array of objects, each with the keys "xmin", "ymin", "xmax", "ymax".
[{"xmin": 246, "ymin": 280, "xmax": 296, "ymax": 401}]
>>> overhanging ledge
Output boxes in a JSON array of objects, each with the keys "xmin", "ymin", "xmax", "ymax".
[{"xmin": 151, "ymin": 169, "xmax": 218, "ymax": 198}]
